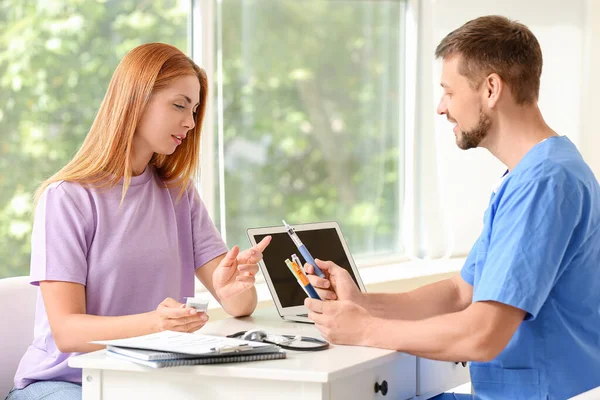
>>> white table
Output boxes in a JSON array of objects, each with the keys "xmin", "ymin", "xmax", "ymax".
[
  {"xmin": 69, "ymin": 307, "xmax": 469, "ymax": 399},
  {"xmin": 570, "ymin": 386, "xmax": 600, "ymax": 399}
]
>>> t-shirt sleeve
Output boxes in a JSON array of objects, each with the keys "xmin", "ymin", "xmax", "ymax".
[
  {"xmin": 188, "ymin": 185, "xmax": 228, "ymax": 269},
  {"xmin": 30, "ymin": 183, "xmax": 93, "ymax": 286},
  {"xmin": 473, "ymin": 178, "xmax": 581, "ymax": 320}
]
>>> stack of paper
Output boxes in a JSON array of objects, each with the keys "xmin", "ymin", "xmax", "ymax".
[{"xmin": 91, "ymin": 331, "xmax": 285, "ymax": 368}]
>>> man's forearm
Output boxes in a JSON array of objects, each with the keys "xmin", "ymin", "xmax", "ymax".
[
  {"xmin": 365, "ymin": 309, "xmax": 491, "ymax": 362},
  {"xmin": 220, "ymin": 287, "xmax": 257, "ymax": 317},
  {"xmin": 362, "ymin": 276, "xmax": 467, "ymax": 320}
]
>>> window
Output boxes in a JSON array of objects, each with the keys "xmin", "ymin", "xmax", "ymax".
[
  {"xmin": 203, "ymin": 0, "xmax": 408, "ymax": 264},
  {"xmin": 0, "ymin": 0, "xmax": 190, "ymax": 278}
]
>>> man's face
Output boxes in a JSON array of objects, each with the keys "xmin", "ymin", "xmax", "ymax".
[{"xmin": 437, "ymin": 56, "xmax": 491, "ymax": 150}]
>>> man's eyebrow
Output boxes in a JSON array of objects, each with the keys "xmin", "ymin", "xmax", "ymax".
[{"xmin": 177, "ymin": 94, "xmax": 199, "ymax": 106}]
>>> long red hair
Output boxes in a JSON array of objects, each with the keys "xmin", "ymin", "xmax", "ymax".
[{"xmin": 35, "ymin": 43, "xmax": 208, "ymax": 203}]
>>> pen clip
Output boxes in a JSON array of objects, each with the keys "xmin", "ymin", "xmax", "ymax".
[
  {"xmin": 291, "ymin": 254, "xmax": 304, "ymax": 272},
  {"xmin": 211, "ymin": 344, "xmax": 251, "ymax": 354}
]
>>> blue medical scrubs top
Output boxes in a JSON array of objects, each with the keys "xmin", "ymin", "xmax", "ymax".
[{"xmin": 461, "ymin": 136, "xmax": 600, "ymax": 399}]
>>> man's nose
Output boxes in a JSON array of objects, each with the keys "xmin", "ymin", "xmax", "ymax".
[{"xmin": 437, "ymin": 98, "xmax": 447, "ymax": 116}]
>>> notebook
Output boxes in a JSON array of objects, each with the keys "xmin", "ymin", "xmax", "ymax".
[
  {"xmin": 106, "ymin": 347, "xmax": 286, "ymax": 368},
  {"xmin": 105, "ymin": 343, "xmax": 282, "ymax": 361},
  {"xmin": 92, "ymin": 330, "xmax": 279, "ymax": 356}
]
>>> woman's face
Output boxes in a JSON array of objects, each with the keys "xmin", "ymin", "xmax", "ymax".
[{"xmin": 134, "ymin": 74, "xmax": 200, "ymax": 160}]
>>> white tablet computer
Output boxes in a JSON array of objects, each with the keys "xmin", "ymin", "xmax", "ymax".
[{"xmin": 247, "ymin": 221, "xmax": 366, "ymax": 323}]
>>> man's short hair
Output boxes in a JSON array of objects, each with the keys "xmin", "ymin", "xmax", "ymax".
[{"xmin": 435, "ymin": 15, "xmax": 543, "ymax": 105}]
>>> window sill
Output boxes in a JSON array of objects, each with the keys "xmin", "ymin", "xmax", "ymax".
[{"xmin": 196, "ymin": 257, "xmax": 466, "ymax": 310}]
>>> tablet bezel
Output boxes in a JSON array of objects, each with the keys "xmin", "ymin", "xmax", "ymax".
[{"xmin": 247, "ymin": 221, "xmax": 366, "ymax": 319}]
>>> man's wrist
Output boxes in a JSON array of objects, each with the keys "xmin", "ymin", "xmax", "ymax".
[
  {"xmin": 364, "ymin": 318, "xmax": 401, "ymax": 349},
  {"xmin": 354, "ymin": 291, "xmax": 367, "ymax": 308},
  {"xmin": 362, "ymin": 315, "xmax": 382, "ymax": 347}
]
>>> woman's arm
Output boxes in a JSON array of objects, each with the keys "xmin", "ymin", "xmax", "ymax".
[
  {"xmin": 194, "ymin": 236, "xmax": 271, "ymax": 317},
  {"xmin": 195, "ymin": 253, "xmax": 258, "ymax": 318},
  {"xmin": 40, "ymin": 281, "xmax": 208, "ymax": 353}
]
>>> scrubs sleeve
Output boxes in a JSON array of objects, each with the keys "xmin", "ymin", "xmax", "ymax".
[
  {"xmin": 460, "ymin": 238, "xmax": 479, "ymax": 286},
  {"xmin": 473, "ymin": 178, "xmax": 581, "ymax": 320}
]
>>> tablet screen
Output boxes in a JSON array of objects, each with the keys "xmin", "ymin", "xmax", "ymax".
[{"xmin": 253, "ymin": 228, "xmax": 361, "ymax": 308}]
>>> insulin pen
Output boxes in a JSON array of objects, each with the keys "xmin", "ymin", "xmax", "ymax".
[
  {"xmin": 282, "ymin": 220, "xmax": 326, "ymax": 278},
  {"xmin": 284, "ymin": 259, "xmax": 310, "ymax": 297},
  {"xmin": 285, "ymin": 258, "xmax": 321, "ymax": 300}
]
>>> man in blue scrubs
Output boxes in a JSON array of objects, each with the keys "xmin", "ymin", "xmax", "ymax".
[{"xmin": 304, "ymin": 15, "xmax": 600, "ymax": 399}]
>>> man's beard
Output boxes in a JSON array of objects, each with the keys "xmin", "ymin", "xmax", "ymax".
[{"xmin": 455, "ymin": 108, "xmax": 492, "ymax": 150}]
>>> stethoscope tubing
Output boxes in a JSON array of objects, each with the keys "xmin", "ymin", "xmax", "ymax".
[{"xmin": 227, "ymin": 331, "xmax": 330, "ymax": 351}]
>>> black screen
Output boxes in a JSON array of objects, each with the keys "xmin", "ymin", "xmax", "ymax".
[{"xmin": 253, "ymin": 228, "xmax": 360, "ymax": 308}]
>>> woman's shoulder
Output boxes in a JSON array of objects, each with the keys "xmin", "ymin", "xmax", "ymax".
[
  {"xmin": 40, "ymin": 180, "xmax": 96, "ymax": 216},
  {"xmin": 44, "ymin": 179, "xmax": 91, "ymax": 198}
]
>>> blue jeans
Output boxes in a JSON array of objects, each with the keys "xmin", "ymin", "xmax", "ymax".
[
  {"xmin": 5, "ymin": 381, "xmax": 81, "ymax": 400},
  {"xmin": 430, "ymin": 394, "xmax": 474, "ymax": 399}
]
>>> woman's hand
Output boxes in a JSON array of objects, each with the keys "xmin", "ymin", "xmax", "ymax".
[
  {"xmin": 152, "ymin": 297, "xmax": 209, "ymax": 333},
  {"xmin": 212, "ymin": 236, "xmax": 271, "ymax": 300}
]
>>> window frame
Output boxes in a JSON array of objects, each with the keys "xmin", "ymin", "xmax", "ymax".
[{"xmin": 191, "ymin": 0, "xmax": 420, "ymax": 270}]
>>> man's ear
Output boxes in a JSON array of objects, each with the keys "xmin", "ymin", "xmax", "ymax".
[{"xmin": 485, "ymin": 73, "xmax": 503, "ymax": 109}]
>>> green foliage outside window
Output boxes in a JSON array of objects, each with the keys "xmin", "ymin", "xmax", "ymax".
[
  {"xmin": 214, "ymin": 0, "xmax": 405, "ymax": 258},
  {"xmin": 0, "ymin": 0, "xmax": 405, "ymax": 278},
  {"xmin": 0, "ymin": 0, "xmax": 188, "ymax": 277}
]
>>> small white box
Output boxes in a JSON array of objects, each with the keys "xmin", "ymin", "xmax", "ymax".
[{"xmin": 185, "ymin": 298, "xmax": 209, "ymax": 312}]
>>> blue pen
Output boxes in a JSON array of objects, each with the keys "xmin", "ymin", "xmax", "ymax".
[{"xmin": 282, "ymin": 220, "xmax": 326, "ymax": 278}]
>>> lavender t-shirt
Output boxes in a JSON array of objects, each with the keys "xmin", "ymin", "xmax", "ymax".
[{"xmin": 14, "ymin": 166, "xmax": 228, "ymax": 389}]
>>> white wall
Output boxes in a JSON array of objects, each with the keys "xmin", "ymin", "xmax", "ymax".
[
  {"xmin": 406, "ymin": 0, "xmax": 598, "ymax": 258},
  {"xmin": 580, "ymin": 0, "xmax": 600, "ymax": 178}
]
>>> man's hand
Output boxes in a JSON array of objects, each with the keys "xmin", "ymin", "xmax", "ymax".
[
  {"xmin": 305, "ymin": 297, "xmax": 375, "ymax": 346},
  {"xmin": 305, "ymin": 259, "xmax": 363, "ymax": 304}
]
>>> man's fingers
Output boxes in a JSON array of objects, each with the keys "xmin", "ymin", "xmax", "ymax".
[
  {"xmin": 306, "ymin": 275, "xmax": 330, "ymax": 289},
  {"xmin": 315, "ymin": 259, "xmax": 333, "ymax": 271},
  {"xmin": 308, "ymin": 311, "xmax": 327, "ymax": 325},
  {"xmin": 304, "ymin": 264, "xmax": 314, "ymax": 274},
  {"xmin": 305, "ymin": 298, "xmax": 324, "ymax": 313},
  {"xmin": 306, "ymin": 275, "xmax": 336, "ymax": 299},
  {"xmin": 316, "ymin": 288, "xmax": 337, "ymax": 300}
]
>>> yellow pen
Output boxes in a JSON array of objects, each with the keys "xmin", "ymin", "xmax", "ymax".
[
  {"xmin": 284, "ymin": 259, "xmax": 310, "ymax": 296},
  {"xmin": 285, "ymin": 257, "xmax": 321, "ymax": 300}
]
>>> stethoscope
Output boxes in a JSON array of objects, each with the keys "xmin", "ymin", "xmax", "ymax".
[{"xmin": 227, "ymin": 329, "xmax": 330, "ymax": 352}]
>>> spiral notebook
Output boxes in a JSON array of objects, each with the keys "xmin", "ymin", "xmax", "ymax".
[
  {"xmin": 92, "ymin": 330, "xmax": 278, "ymax": 355},
  {"xmin": 106, "ymin": 347, "xmax": 286, "ymax": 368},
  {"xmin": 92, "ymin": 331, "xmax": 285, "ymax": 368}
]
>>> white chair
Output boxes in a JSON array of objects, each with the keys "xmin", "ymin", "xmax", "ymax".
[{"xmin": 0, "ymin": 276, "xmax": 37, "ymax": 398}]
